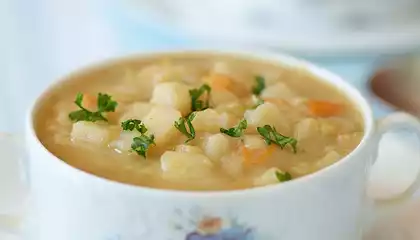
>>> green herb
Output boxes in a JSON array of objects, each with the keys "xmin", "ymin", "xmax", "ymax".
[
  {"xmin": 252, "ymin": 76, "xmax": 265, "ymax": 96},
  {"xmin": 68, "ymin": 93, "xmax": 117, "ymax": 122},
  {"xmin": 189, "ymin": 84, "xmax": 211, "ymax": 112},
  {"xmin": 174, "ymin": 112, "xmax": 196, "ymax": 143},
  {"xmin": 257, "ymin": 125, "xmax": 298, "ymax": 153},
  {"xmin": 131, "ymin": 134, "xmax": 156, "ymax": 158},
  {"xmin": 275, "ymin": 171, "xmax": 292, "ymax": 182},
  {"xmin": 220, "ymin": 119, "xmax": 247, "ymax": 138},
  {"xmin": 121, "ymin": 119, "xmax": 147, "ymax": 134}
]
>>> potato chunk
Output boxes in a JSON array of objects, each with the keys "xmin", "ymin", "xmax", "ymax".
[
  {"xmin": 210, "ymin": 90, "xmax": 238, "ymax": 107},
  {"xmin": 150, "ymin": 82, "xmax": 191, "ymax": 116},
  {"xmin": 294, "ymin": 118, "xmax": 319, "ymax": 141},
  {"xmin": 244, "ymin": 103, "xmax": 289, "ymax": 134},
  {"xmin": 253, "ymin": 167, "xmax": 286, "ymax": 186},
  {"xmin": 142, "ymin": 106, "xmax": 181, "ymax": 145},
  {"xmin": 203, "ymin": 133, "xmax": 231, "ymax": 162},
  {"xmin": 70, "ymin": 122, "xmax": 114, "ymax": 145},
  {"xmin": 220, "ymin": 154, "xmax": 243, "ymax": 178},
  {"xmin": 175, "ymin": 145, "xmax": 203, "ymax": 154},
  {"xmin": 337, "ymin": 132, "xmax": 363, "ymax": 151},
  {"xmin": 192, "ymin": 109, "xmax": 236, "ymax": 133},
  {"xmin": 261, "ymin": 82, "xmax": 297, "ymax": 99},
  {"xmin": 314, "ymin": 151, "xmax": 341, "ymax": 170},
  {"xmin": 243, "ymin": 135, "xmax": 267, "ymax": 149},
  {"xmin": 109, "ymin": 131, "xmax": 140, "ymax": 152},
  {"xmin": 161, "ymin": 151, "xmax": 214, "ymax": 180},
  {"xmin": 214, "ymin": 102, "xmax": 245, "ymax": 117},
  {"xmin": 119, "ymin": 102, "xmax": 152, "ymax": 122}
]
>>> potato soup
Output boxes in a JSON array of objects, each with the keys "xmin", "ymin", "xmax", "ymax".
[{"xmin": 34, "ymin": 53, "xmax": 364, "ymax": 191}]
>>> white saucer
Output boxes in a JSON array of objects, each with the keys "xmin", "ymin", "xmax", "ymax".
[{"xmin": 0, "ymin": 131, "xmax": 419, "ymax": 239}]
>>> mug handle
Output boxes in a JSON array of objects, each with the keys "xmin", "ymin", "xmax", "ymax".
[
  {"xmin": 372, "ymin": 112, "xmax": 420, "ymax": 205},
  {"xmin": 0, "ymin": 133, "xmax": 28, "ymax": 235}
]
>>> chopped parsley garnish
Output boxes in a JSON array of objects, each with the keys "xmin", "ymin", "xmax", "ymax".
[
  {"xmin": 189, "ymin": 84, "xmax": 211, "ymax": 112},
  {"xmin": 120, "ymin": 118, "xmax": 154, "ymax": 158},
  {"xmin": 174, "ymin": 112, "xmax": 196, "ymax": 143},
  {"xmin": 275, "ymin": 171, "xmax": 292, "ymax": 182},
  {"xmin": 252, "ymin": 76, "xmax": 265, "ymax": 96},
  {"xmin": 121, "ymin": 119, "xmax": 147, "ymax": 134},
  {"xmin": 131, "ymin": 134, "xmax": 155, "ymax": 158},
  {"xmin": 257, "ymin": 125, "xmax": 298, "ymax": 153},
  {"xmin": 220, "ymin": 119, "xmax": 247, "ymax": 138},
  {"xmin": 68, "ymin": 93, "xmax": 117, "ymax": 122}
]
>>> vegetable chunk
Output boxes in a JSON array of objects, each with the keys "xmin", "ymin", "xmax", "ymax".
[{"xmin": 161, "ymin": 151, "xmax": 214, "ymax": 180}]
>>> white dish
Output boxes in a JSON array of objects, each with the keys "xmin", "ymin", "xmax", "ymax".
[{"xmin": 0, "ymin": 131, "xmax": 419, "ymax": 239}]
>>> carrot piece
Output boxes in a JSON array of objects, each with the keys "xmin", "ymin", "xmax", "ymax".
[
  {"xmin": 307, "ymin": 100, "xmax": 342, "ymax": 117},
  {"xmin": 207, "ymin": 74, "xmax": 232, "ymax": 91},
  {"xmin": 82, "ymin": 93, "xmax": 97, "ymax": 111},
  {"xmin": 242, "ymin": 145, "xmax": 276, "ymax": 165}
]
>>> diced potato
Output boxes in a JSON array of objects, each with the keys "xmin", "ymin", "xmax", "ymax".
[
  {"xmin": 318, "ymin": 117, "xmax": 357, "ymax": 136},
  {"xmin": 192, "ymin": 109, "xmax": 236, "ymax": 133},
  {"xmin": 220, "ymin": 154, "xmax": 243, "ymax": 178},
  {"xmin": 142, "ymin": 106, "xmax": 182, "ymax": 145},
  {"xmin": 203, "ymin": 133, "xmax": 231, "ymax": 162},
  {"xmin": 175, "ymin": 145, "xmax": 203, "ymax": 154},
  {"xmin": 139, "ymin": 64, "xmax": 200, "ymax": 85},
  {"xmin": 119, "ymin": 102, "xmax": 153, "ymax": 122},
  {"xmin": 243, "ymin": 135, "xmax": 266, "ymax": 149},
  {"xmin": 161, "ymin": 151, "xmax": 214, "ymax": 180},
  {"xmin": 192, "ymin": 109, "xmax": 220, "ymax": 132},
  {"xmin": 261, "ymin": 82, "xmax": 297, "ymax": 99},
  {"xmin": 210, "ymin": 90, "xmax": 238, "ymax": 107},
  {"xmin": 244, "ymin": 103, "xmax": 290, "ymax": 134},
  {"xmin": 253, "ymin": 167, "xmax": 284, "ymax": 186},
  {"xmin": 117, "ymin": 68, "xmax": 154, "ymax": 101},
  {"xmin": 289, "ymin": 162, "xmax": 312, "ymax": 176},
  {"xmin": 212, "ymin": 61, "xmax": 253, "ymax": 97},
  {"xmin": 109, "ymin": 131, "xmax": 143, "ymax": 152},
  {"xmin": 337, "ymin": 132, "xmax": 363, "ymax": 151},
  {"xmin": 219, "ymin": 112, "xmax": 238, "ymax": 129},
  {"xmin": 294, "ymin": 118, "xmax": 319, "ymax": 141},
  {"xmin": 70, "ymin": 122, "xmax": 115, "ymax": 145},
  {"xmin": 314, "ymin": 151, "xmax": 341, "ymax": 170},
  {"xmin": 150, "ymin": 82, "xmax": 191, "ymax": 116},
  {"xmin": 214, "ymin": 102, "xmax": 246, "ymax": 118}
]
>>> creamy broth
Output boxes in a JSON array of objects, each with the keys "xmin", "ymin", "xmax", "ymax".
[{"xmin": 35, "ymin": 53, "xmax": 364, "ymax": 191}]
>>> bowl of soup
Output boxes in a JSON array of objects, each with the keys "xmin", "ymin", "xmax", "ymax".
[{"xmin": 21, "ymin": 50, "xmax": 420, "ymax": 240}]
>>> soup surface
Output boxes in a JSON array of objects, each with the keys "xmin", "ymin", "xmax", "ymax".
[{"xmin": 35, "ymin": 53, "xmax": 364, "ymax": 191}]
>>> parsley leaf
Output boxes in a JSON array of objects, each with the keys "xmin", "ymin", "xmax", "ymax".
[
  {"xmin": 275, "ymin": 171, "xmax": 292, "ymax": 182},
  {"xmin": 121, "ymin": 119, "xmax": 147, "ymax": 134},
  {"xmin": 257, "ymin": 125, "xmax": 298, "ymax": 153},
  {"xmin": 97, "ymin": 93, "xmax": 118, "ymax": 112},
  {"xmin": 68, "ymin": 93, "xmax": 117, "ymax": 122},
  {"xmin": 189, "ymin": 84, "xmax": 211, "ymax": 112},
  {"xmin": 220, "ymin": 119, "xmax": 247, "ymax": 138},
  {"xmin": 131, "ymin": 135, "xmax": 156, "ymax": 158},
  {"xmin": 252, "ymin": 76, "xmax": 265, "ymax": 96},
  {"xmin": 174, "ymin": 112, "xmax": 196, "ymax": 143}
]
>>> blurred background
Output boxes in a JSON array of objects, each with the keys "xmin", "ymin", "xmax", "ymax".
[{"xmin": 2, "ymin": 0, "xmax": 420, "ymax": 132}]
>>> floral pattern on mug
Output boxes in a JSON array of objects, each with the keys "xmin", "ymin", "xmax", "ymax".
[
  {"xmin": 170, "ymin": 207, "xmax": 256, "ymax": 240},
  {"xmin": 185, "ymin": 216, "xmax": 254, "ymax": 240}
]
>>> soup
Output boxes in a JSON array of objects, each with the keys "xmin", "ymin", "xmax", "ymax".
[{"xmin": 35, "ymin": 53, "xmax": 364, "ymax": 191}]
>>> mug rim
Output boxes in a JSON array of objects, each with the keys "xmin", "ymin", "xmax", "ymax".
[{"xmin": 26, "ymin": 49, "xmax": 375, "ymax": 198}]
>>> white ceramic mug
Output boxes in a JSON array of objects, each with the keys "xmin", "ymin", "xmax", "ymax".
[{"xmin": 1, "ymin": 50, "xmax": 420, "ymax": 240}]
